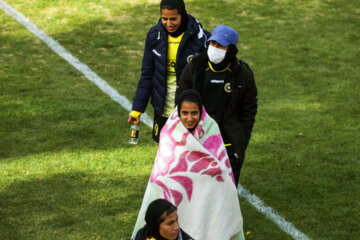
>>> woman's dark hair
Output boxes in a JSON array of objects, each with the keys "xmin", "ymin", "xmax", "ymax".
[
  {"xmin": 145, "ymin": 199, "xmax": 177, "ymax": 237},
  {"xmin": 177, "ymin": 89, "xmax": 203, "ymax": 118},
  {"xmin": 160, "ymin": 0, "xmax": 187, "ymax": 16}
]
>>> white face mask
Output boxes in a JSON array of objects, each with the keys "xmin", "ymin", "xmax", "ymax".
[{"xmin": 207, "ymin": 45, "xmax": 227, "ymax": 64}]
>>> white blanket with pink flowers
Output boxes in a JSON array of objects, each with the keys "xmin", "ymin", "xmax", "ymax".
[{"xmin": 132, "ymin": 107, "xmax": 244, "ymax": 240}]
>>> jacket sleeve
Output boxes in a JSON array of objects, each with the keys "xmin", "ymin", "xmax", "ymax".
[
  {"xmin": 175, "ymin": 60, "xmax": 195, "ymax": 105},
  {"xmin": 239, "ymin": 64, "xmax": 258, "ymax": 148},
  {"xmin": 132, "ymin": 30, "xmax": 154, "ymax": 113}
]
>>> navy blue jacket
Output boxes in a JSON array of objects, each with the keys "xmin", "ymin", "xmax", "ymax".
[{"xmin": 132, "ymin": 14, "xmax": 210, "ymax": 114}]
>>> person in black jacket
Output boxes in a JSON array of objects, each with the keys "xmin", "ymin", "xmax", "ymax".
[
  {"xmin": 176, "ymin": 25, "xmax": 258, "ymax": 186},
  {"xmin": 133, "ymin": 199, "xmax": 194, "ymax": 240},
  {"xmin": 128, "ymin": 0, "xmax": 210, "ymax": 142}
]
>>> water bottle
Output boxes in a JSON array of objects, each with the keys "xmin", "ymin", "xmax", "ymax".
[{"xmin": 129, "ymin": 124, "xmax": 139, "ymax": 144}]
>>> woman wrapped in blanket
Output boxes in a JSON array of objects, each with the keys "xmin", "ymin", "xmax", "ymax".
[{"xmin": 132, "ymin": 90, "xmax": 245, "ymax": 240}]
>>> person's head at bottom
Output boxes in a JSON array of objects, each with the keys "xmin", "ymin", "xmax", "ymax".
[
  {"xmin": 142, "ymin": 199, "xmax": 180, "ymax": 240},
  {"xmin": 177, "ymin": 89, "xmax": 202, "ymax": 131}
]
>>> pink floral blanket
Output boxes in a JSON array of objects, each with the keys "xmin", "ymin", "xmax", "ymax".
[{"xmin": 132, "ymin": 107, "xmax": 244, "ymax": 240}]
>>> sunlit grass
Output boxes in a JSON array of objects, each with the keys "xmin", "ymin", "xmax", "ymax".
[{"xmin": 1, "ymin": 0, "xmax": 359, "ymax": 239}]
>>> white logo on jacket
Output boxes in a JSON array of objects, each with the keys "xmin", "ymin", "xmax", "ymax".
[
  {"xmin": 152, "ymin": 49, "xmax": 161, "ymax": 57},
  {"xmin": 210, "ymin": 79, "xmax": 224, "ymax": 84}
]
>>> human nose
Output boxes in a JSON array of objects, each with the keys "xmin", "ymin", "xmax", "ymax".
[{"xmin": 174, "ymin": 222, "xmax": 179, "ymax": 231}]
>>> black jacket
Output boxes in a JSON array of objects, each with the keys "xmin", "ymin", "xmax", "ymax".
[
  {"xmin": 132, "ymin": 15, "xmax": 210, "ymax": 115},
  {"xmin": 176, "ymin": 52, "xmax": 257, "ymax": 156}
]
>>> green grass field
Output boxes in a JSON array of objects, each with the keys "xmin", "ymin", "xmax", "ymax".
[{"xmin": 1, "ymin": 0, "xmax": 359, "ymax": 239}]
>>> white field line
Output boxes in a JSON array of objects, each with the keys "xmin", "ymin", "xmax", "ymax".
[
  {"xmin": 0, "ymin": 0, "xmax": 153, "ymax": 127},
  {"xmin": 0, "ymin": 1, "xmax": 312, "ymax": 240},
  {"xmin": 238, "ymin": 185, "xmax": 311, "ymax": 240}
]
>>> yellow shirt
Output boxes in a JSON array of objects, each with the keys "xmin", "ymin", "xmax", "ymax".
[{"xmin": 162, "ymin": 33, "xmax": 184, "ymax": 117}]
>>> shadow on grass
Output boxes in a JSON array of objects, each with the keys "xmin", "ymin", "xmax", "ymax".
[{"xmin": 0, "ymin": 171, "xmax": 149, "ymax": 240}]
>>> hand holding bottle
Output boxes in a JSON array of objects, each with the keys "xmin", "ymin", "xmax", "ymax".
[
  {"xmin": 128, "ymin": 111, "xmax": 141, "ymax": 125},
  {"xmin": 128, "ymin": 111, "xmax": 141, "ymax": 144}
]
